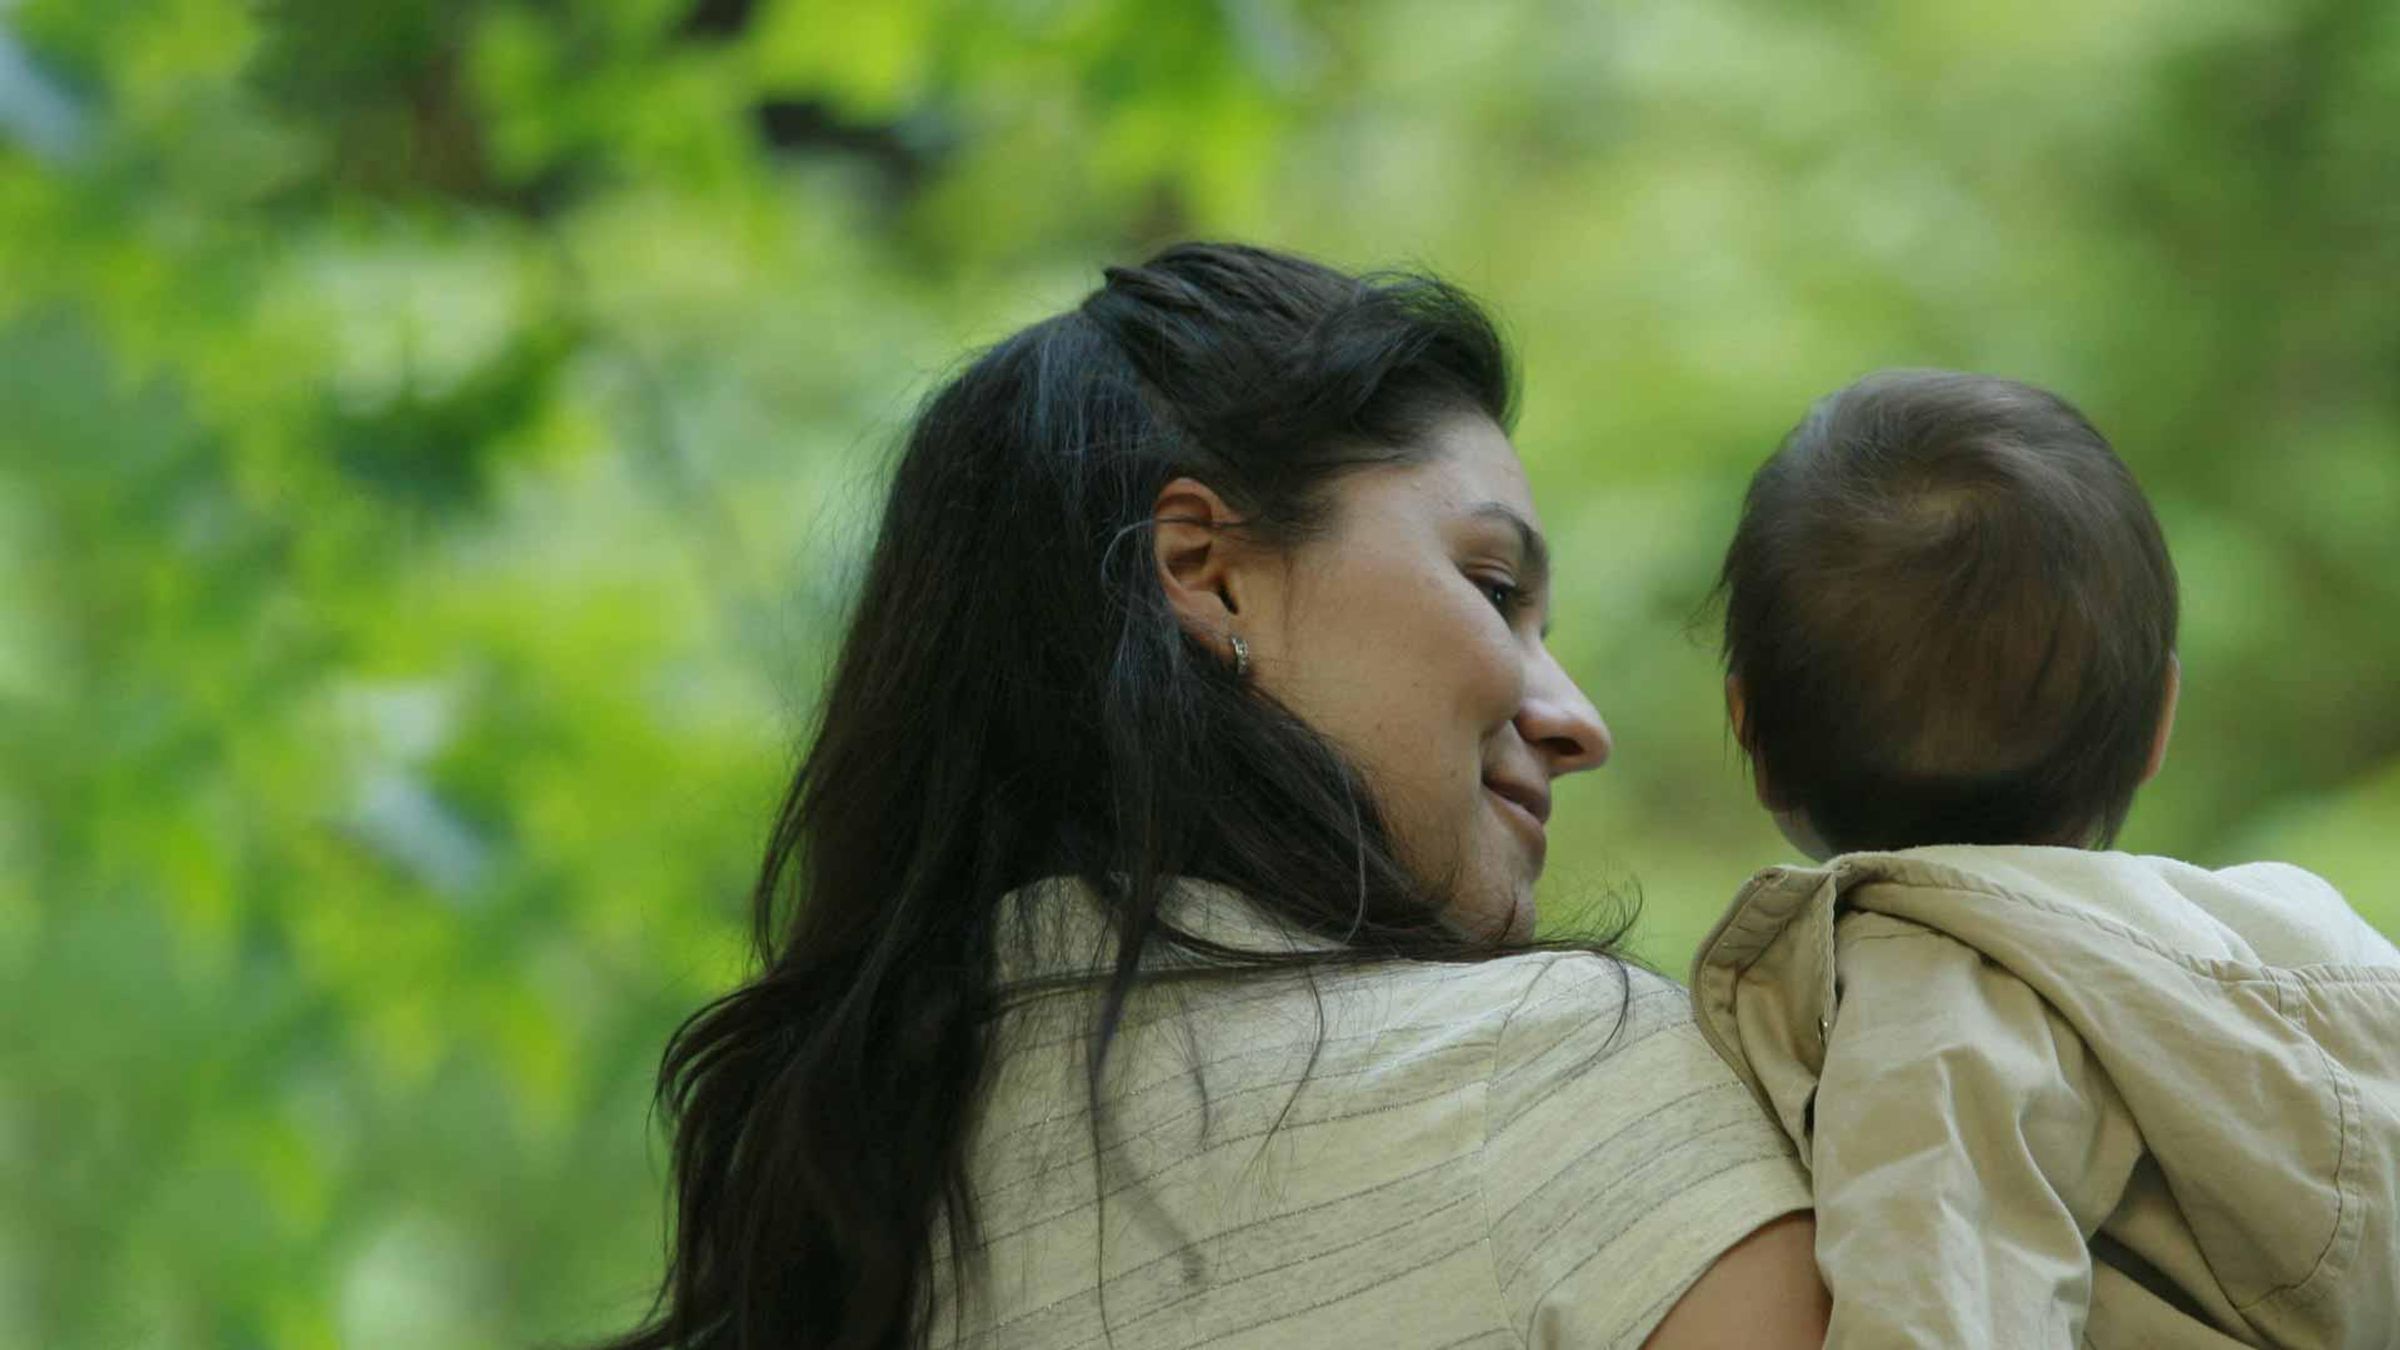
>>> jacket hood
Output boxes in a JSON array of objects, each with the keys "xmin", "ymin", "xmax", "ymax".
[{"xmin": 1693, "ymin": 845, "xmax": 2400, "ymax": 1347}]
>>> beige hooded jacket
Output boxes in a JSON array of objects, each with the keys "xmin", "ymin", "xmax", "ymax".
[{"xmin": 1691, "ymin": 846, "xmax": 2400, "ymax": 1349}]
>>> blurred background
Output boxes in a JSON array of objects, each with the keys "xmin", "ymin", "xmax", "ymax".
[{"xmin": 3, "ymin": 0, "xmax": 2396, "ymax": 1344}]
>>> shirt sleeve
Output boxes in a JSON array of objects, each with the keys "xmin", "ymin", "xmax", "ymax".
[{"xmin": 1478, "ymin": 955, "xmax": 1815, "ymax": 1348}]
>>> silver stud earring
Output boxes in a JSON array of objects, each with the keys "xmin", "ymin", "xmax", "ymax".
[{"xmin": 1229, "ymin": 633, "xmax": 1250, "ymax": 680}]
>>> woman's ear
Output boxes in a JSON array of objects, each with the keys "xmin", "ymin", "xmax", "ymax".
[
  {"xmin": 1152, "ymin": 476, "xmax": 1248, "ymax": 645},
  {"xmin": 2141, "ymin": 654, "xmax": 2181, "ymax": 785}
]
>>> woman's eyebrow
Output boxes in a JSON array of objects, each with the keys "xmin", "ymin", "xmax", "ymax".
[{"xmin": 1467, "ymin": 502, "xmax": 1551, "ymax": 589}]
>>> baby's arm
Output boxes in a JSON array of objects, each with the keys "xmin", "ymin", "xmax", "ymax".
[{"xmin": 1810, "ymin": 911, "xmax": 2146, "ymax": 1349}]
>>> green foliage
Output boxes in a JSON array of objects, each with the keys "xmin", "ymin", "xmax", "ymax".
[{"xmin": 1, "ymin": 0, "xmax": 2394, "ymax": 1343}]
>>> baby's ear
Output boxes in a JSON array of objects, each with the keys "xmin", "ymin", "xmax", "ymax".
[
  {"xmin": 1728, "ymin": 675, "xmax": 1828, "ymax": 857},
  {"xmin": 1725, "ymin": 675, "xmax": 1784, "ymax": 809},
  {"xmin": 2141, "ymin": 654, "xmax": 2181, "ymax": 785},
  {"xmin": 1725, "ymin": 674, "xmax": 1753, "ymax": 749}
]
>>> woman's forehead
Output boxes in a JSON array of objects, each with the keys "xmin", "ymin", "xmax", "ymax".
[{"xmin": 1380, "ymin": 412, "xmax": 1539, "ymax": 528}]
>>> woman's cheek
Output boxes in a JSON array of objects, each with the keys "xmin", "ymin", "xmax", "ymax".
[{"xmin": 1467, "ymin": 615, "xmax": 1529, "ymax": 722}]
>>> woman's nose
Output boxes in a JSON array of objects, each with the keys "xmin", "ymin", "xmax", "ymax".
[{"xmin": 1520, "ymin": 647, "xmax": 1611, "ymax": 776}]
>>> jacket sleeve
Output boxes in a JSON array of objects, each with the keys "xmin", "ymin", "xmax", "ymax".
[{"xmin": 1812, "ymin": 912, "xmax": 2146, "ymax": 1350}]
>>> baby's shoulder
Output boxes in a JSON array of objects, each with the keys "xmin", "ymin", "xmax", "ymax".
[{"xmin": 2166, "ymin": 856, "xmax": 2398, "ymax": 967}]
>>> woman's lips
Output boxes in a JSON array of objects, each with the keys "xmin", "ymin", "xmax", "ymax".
[{"xmin": 1485, "ymin": 783, "xmax": 1549, "ymax": 867}]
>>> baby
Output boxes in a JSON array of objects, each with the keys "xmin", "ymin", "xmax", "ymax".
[
  {"xmin": 1716, "ymin": 368, "xmax": 2179, "ymax": 862},
  {"xmin": 1691, "ymin": 370, "xmax": 2400, "ymax": 1348}
]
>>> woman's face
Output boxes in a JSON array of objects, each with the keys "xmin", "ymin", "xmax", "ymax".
[{"xmin": 1181, "ymin": 411, "xmax": 1612, "ymax": 939}]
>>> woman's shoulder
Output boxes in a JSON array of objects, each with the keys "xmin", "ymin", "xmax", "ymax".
[
  {"xmin": 1269, "ymin": 949, "xmax": 1711, "ymax": 1117},
  {"xmin": 1230, "ymin": 949, "xmax": 1810, "ymax": 1346},
  {"xmin": 1330, "ymin": 946, "xmax": 1690, "ymax": 1048},
  {"xmin": 1446, "ymin": 952, "xmax": 1743, "ymax": 1119},
  {"xmin": 1463, "ymin": 953, "xmax": 1815, "ymax": 1344}
]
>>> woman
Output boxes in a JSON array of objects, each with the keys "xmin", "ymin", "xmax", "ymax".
[{"xmin": 606, "ymin": 244, "xmax": 1826, "ymax": 1348}]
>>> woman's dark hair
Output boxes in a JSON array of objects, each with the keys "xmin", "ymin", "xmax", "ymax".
[
  {"xmin": 602, "ymin": 242, "xmax": 1618, "ymax": 1350},
  {"xmin": 1715, "ymin": 368, "xmax": 2180, "ymax": 853}
]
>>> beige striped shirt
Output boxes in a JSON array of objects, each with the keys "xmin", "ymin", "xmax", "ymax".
[{"xmin": 928, "ymin": 880, "xmax": 1811, "ymax": 1348}]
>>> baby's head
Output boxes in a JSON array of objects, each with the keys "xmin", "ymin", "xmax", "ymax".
[{"xmin": 1718, "ymin": 369, "xmax": 2180, "ymax": 858}]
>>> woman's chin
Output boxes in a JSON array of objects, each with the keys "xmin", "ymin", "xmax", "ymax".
[
  {"xmin": 1501, "ymin": 896, "xmax": 1536, "ymax": 943},
  {"xmin": 1465, "ymin": 879, "xmax": 1537, "ymax": 944}
]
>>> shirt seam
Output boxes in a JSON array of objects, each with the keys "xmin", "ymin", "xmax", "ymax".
[
  {"xmin": 2233, "ymin": 969, "xmax": 2357, "ymax": 1313},
  {"xmin": 1862, "ymin": 874, "xmax": 2395, "ymax": 986}
]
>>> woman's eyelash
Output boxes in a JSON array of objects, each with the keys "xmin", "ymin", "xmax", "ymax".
[{"xmin": 1477, "ymin": 576, "xmax": 1525, "ymax": 614}]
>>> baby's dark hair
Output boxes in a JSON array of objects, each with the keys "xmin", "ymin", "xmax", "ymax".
[{"xmin": 1717, "ymin": 369, "xmax": 2179, "ymax": 854}]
